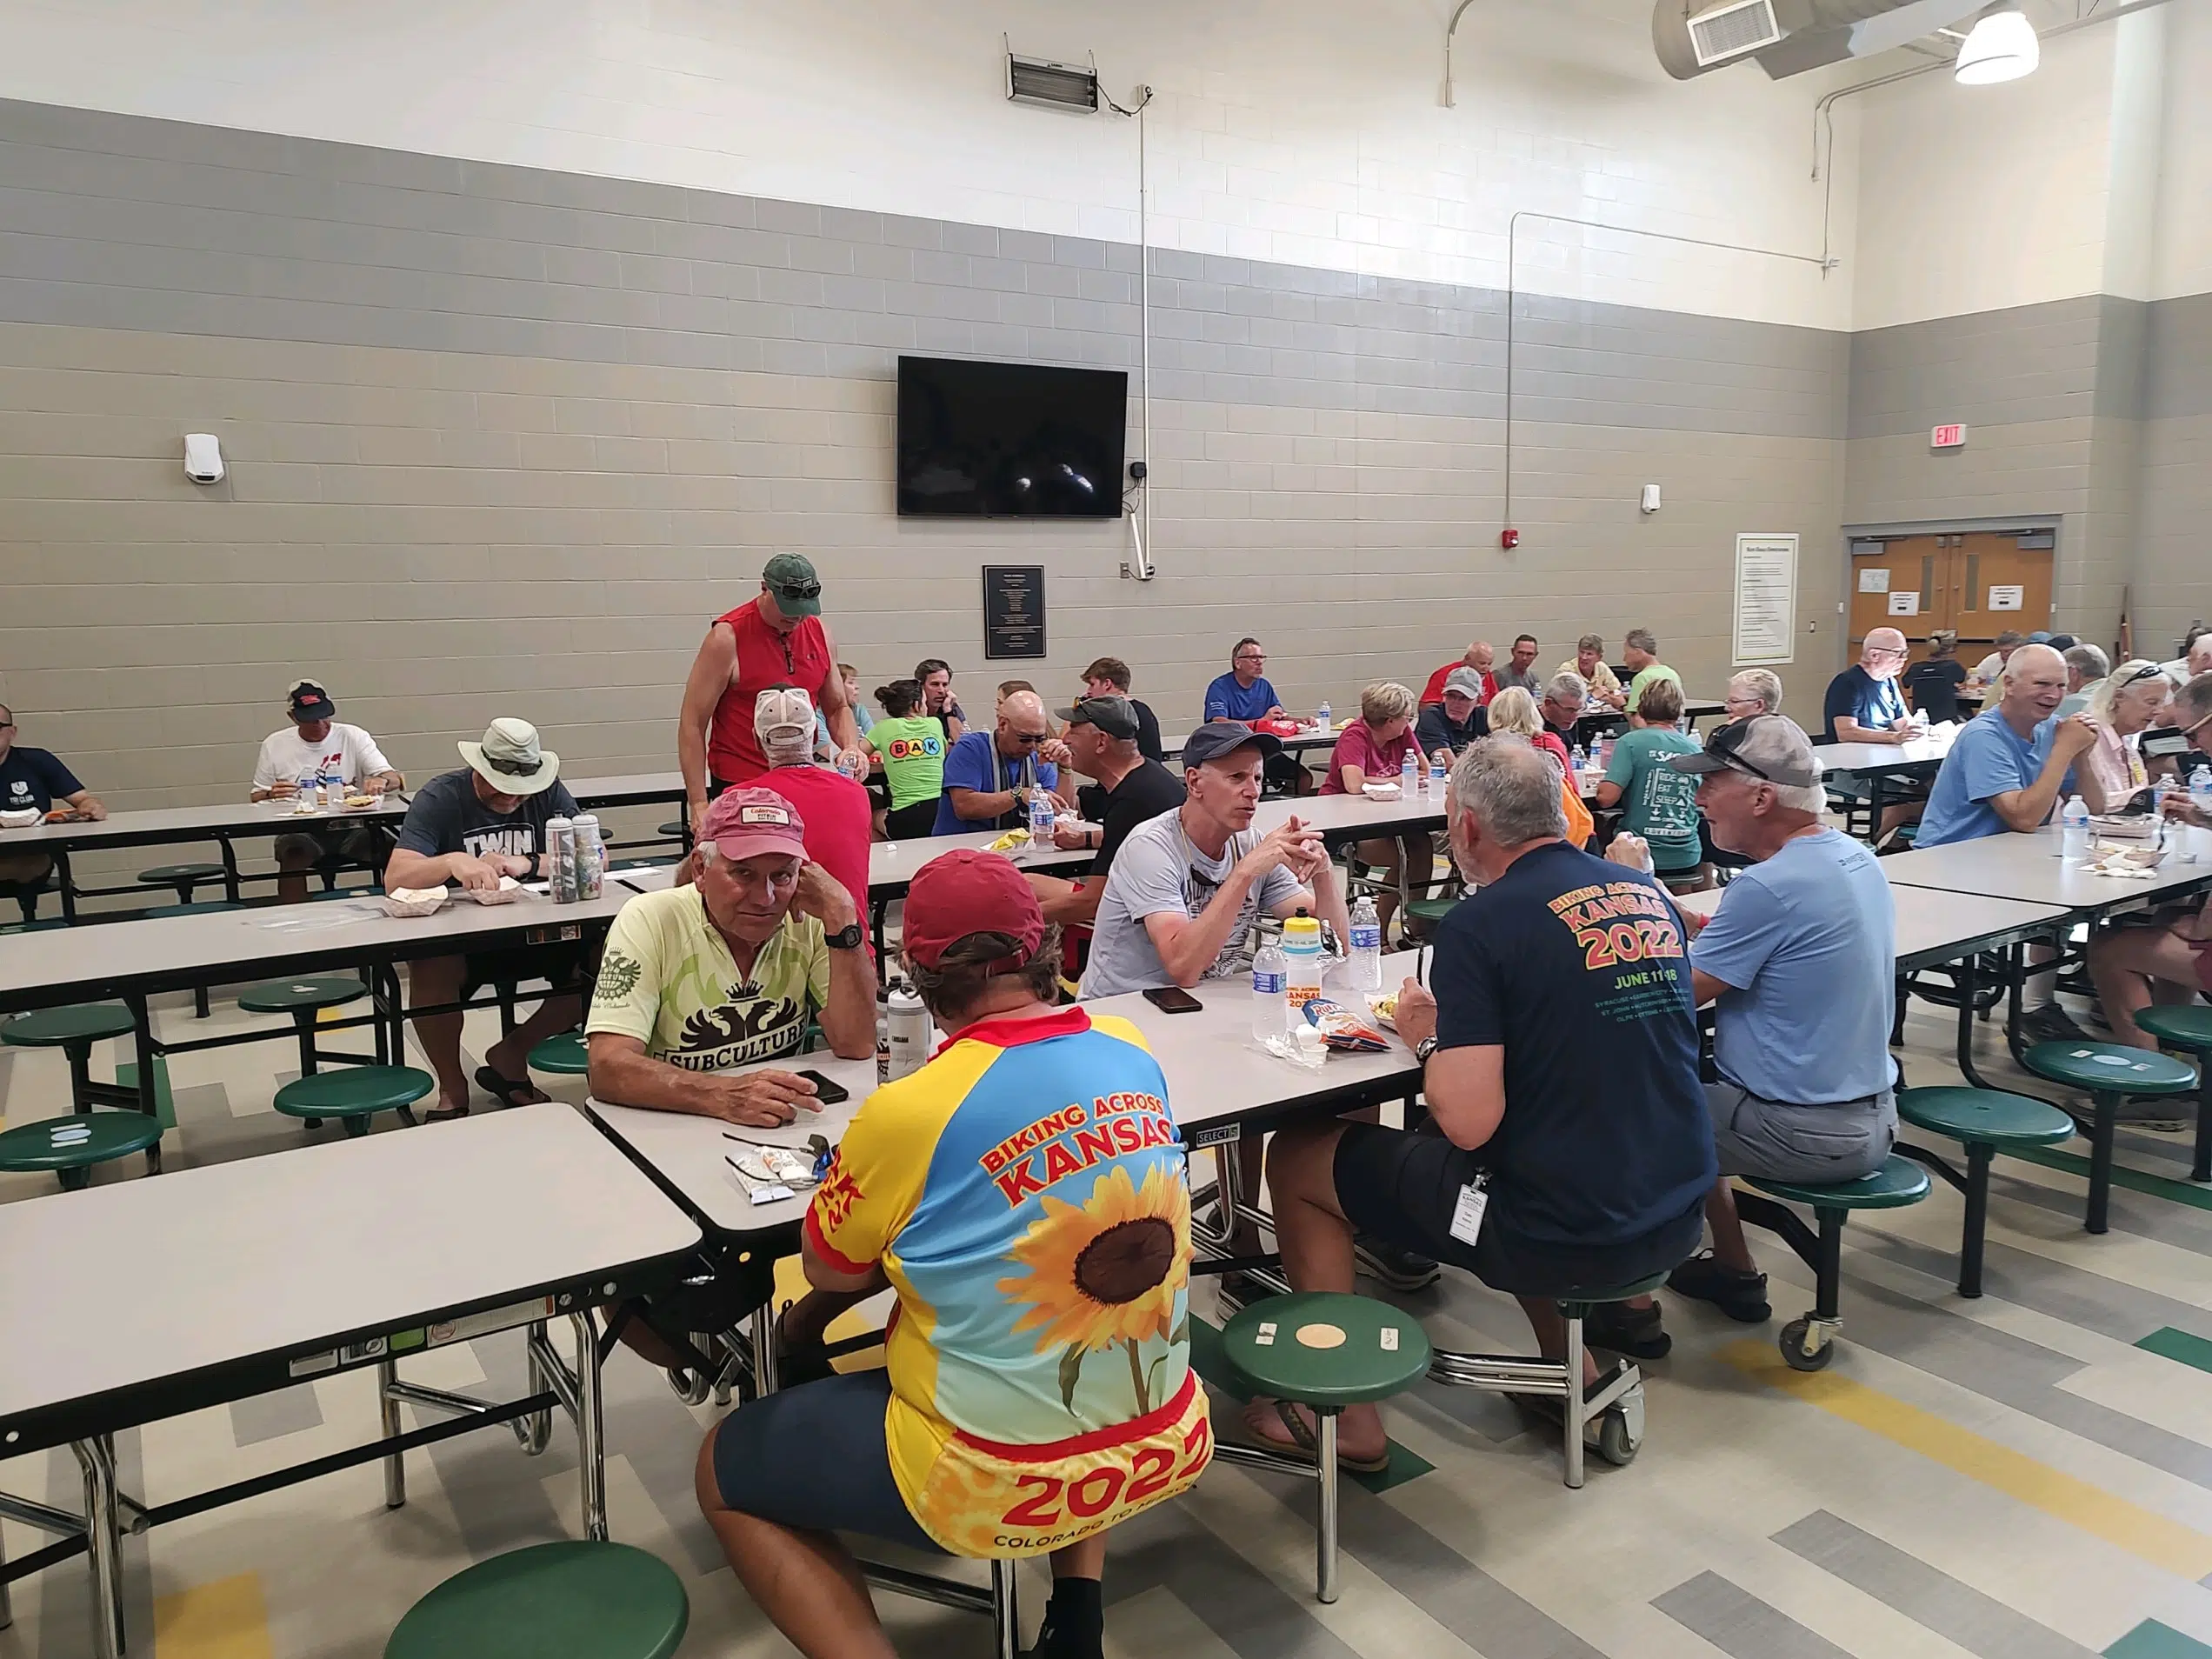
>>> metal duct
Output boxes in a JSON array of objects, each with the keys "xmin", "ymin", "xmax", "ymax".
[{"xmin": 1654, "ymin": 0, "xmax": 1988, "ymax": 79}]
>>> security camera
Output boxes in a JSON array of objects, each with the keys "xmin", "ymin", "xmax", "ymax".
[{"xmin": 183, "ymin": 433, "xmax": 224, "ymax": 484}]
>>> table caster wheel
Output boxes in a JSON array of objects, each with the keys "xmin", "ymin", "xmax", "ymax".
[{"xmin": 1780, "ymin": 1316, "xmax": 1833, "ymax": 1372}]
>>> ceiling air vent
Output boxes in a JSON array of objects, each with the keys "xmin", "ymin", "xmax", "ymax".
[
  {"xmin": 1007, "ymin": 51, "xmax": 1100, "ymax": 112},
  {"xmin": 1686, "ymin": 0, "xmax": 1783, "ymax": 64}
]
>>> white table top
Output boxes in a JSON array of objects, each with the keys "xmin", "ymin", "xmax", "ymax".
[
  {"xmin": 0, "ymin": 1105, "xmax": 698, "ymax": 1430},
  {"xmin": 1161, "ymin": 727, "xmax": 1339, "ymax": 758},
  {"xmin": 1876, "ymin": 826, "xmax": 2212, "ymax": 916},
  {"xmin": 1816, "ymin": 728, "xmax": 1958, "ymax": 776},
  {"xmin": 1672, "ymin": 877, "xmax": 2068, "ymax": 969},
  {"xmin": 588, "ymin": 953, "xmax": 1427, "ymax": 1237}
]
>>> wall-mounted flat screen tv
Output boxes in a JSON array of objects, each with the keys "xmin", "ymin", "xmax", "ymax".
[{"xmin": 896, "ymin": 356, "xmax": 1126, "ymax": 518}]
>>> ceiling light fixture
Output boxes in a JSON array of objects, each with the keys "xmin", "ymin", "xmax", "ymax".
[{"xmin": 1953, "ymin": 6, "xmax": 2039, "ymax": 83}]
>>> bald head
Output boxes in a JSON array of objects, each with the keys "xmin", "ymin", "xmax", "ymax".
[
  {"xmin": 1997, "ymin": 643, "xmax": 2069, "ymax": 730},
  {"xmin": 994, "ymin": 690, "xmax": 1051, "ymax": 759},
  {"xmin": 1862, "ymin": 627, "xmax": 1908, "ymax": 680}
]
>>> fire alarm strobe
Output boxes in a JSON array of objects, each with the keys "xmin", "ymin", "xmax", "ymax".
[{"xmin": 1500, "ymin": 529, "xmax": 1521, "ymax": 550}]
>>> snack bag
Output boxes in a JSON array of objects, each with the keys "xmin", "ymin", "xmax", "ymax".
[{"xmin": 1298, "ymin": 997, "xmax": 1389, "ymax": 1053}]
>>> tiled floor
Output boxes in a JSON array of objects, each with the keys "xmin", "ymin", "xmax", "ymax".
[{"xmin": 4, "ymin": 975, "xmax": 2212, "ymax": 1658}]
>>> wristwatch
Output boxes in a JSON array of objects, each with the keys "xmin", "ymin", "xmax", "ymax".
[
  {"xmin": 1414, "ymin": 1034, "xmax": 1439, "ymax": 1063},
  {"xmin": 824, "ymin": 921, "xmax": 865, "ymax": 951}
]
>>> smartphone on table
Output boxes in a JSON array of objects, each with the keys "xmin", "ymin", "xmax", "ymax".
[
  {"xmin": 1143, "ymin": 986, "xmax": 1205, "ymax": 1015},
  {"xmin": 793, "ymin": 1069, "xmax": 852, "ymax": 1105}
]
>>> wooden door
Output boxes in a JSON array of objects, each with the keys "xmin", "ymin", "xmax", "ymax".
[
  {"xmin": 1950, "ymin": 531, "xmax": 2053, "ymax": 655},
  {"xmin": 1849, "ymin": 530, "xmax": 2053, "ymax": 663},
  {"xmin": 1849, "ymin": 535, "xmax": 1947, "ymax": 652}
]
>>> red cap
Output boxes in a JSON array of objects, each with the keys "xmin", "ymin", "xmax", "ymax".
[
  {"xmin": 903, "ymin": 849, "xmax": 1044, "ymax": 973},
  {"xmin": 700, "ymin": 787, "xmax": 808, "ymax": 863}
]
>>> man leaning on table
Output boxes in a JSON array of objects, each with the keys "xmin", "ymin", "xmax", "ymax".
[
  {"xmin": 1560, "ymin": 635, "xmax": 1626, "ymax": 711},
  {"xmin": 696, "ymin": 850, "xmax": 1203, "ymax": 1659},
  {"xmin": 1916, "ymin": 643, "xmax": 2103, "ymax": 1048},
  {"xmin": 1026, "ymin": 694, "xmax": 1184, "ymax": 939},
  {"xmin": 0, "ymin": 703, "xmax": 107, "ymax": 919},
  {"xmin": 385, "ymin": 718, "xmax": 585, "ymax": 1119},
  {"xmin": 1602, "ymin": 716, "xmax": 1896, "ymax": 1347},
  {"xmin": 250, "ymin": 679, "xmax": 404, "ymax": 904}
]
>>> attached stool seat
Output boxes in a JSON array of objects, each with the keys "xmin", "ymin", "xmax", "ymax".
[
  {"xmin": 273, "ymin": 1065, "xmax": 433, "ymax": 1136},
  {"xmin": 2132, "ymin": 1007, "xmax": 2212, "ymax": 1183},
  {"xmin": 1218, "ymin": 1292, "xmax": 1430, "ymax": 1602},
  {"xmin": 1896, "ymin": 1087, "xmax": 2074, "ymax": 1296},
  {"xmin": 385, "ymin": 1540, "xmax": 687, "ymax": 1659},
  {"xmin": 1739, "ymin": 1156, "xmax": 1929, "ymax": 1372},
  {"xmin": 239, "ymin": 976, "xmax": 374, "ymax": 1127},
  {"xmin": 2019, "ymin": 1040, "xmax": 2197, "ymax": 1235},
  {"xmin": 3, "ymin": 1003, "xmax": 141, "ymax": 1115},
  {"xmin": 136, "ymin": 862, "xmax": 225, "ymax": 900},
  {"xmin": 1427, "ymin": 1270, "xmax": 1663, "ymax": 1488},
  {"xmin": 529, "ymin": 1032, "xmax": 590, "ymax": 1076},
  {"xmin": 0, "ymin": 1109, "xmax": 163, "ymax": 1189}
]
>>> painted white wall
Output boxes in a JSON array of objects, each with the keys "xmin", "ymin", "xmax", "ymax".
[
  {"xmin": 2149, "ymin": 0, "xmax": 2212, "ymax": 301},
  {"xmin": 0, "ymin": 0, "xmax": 1861, "ymax": 329}
]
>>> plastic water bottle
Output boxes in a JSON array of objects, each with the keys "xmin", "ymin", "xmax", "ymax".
[
  {"xmin": 1251, "ymin": 939, "xmax": 1289, "ymax": 1043},
  {"xmin": 1570, "ymin": 743, "xmax": 1588, "ymax": 783},
  {"xmin": 317, "ymin": 764, "xmax": 337, "ymax": 809},
  {"xmin": 1399, "ymin": 750, "xmax": 1418, "ymax": 794},
  {"xmin": 1599, "ymin": 732, "xmax": 1618, "ymax": 770},
  {"xmin": 1429, "ymin": 757, "xmax": 1448, "ymax": 794},
  {"xmin": 1282, "ymin": 911, "xmax": 1324, "ymax": 1016},
  {"xmin": 2188, "ymin": 765, "xmax": 2212, "ymax": 864},
  {"xmin": 1027, "ymin": 787, "xmax": 1056, "ymax": 847},
  {"xmin": 1348, "ymin": 895, "xmax": 1382, "ymax": 993},
  {"xmin": 2060, "ymin": 794, "xmax": 2090, "ymax": 864},
  {"xmin": 1316, "ymin": 700, "xmax": 1331, "ymax": 733}
]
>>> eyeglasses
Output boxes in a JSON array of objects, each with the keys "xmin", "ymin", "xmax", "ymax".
[
  {"xmin": 1009, "ymin": 730, "xmax": 1047, "ymax": 745},
  {"xmin": 2116, "ymin": 663, "xmax": 2169, "ymax": 693},
  {"xmin": 1236, "ymin": 654, "xmax": 1266, "ymax": 664},
  {"xmin": 1864, "ymin": 648, "xmax": 1907, "ymax": 663}
]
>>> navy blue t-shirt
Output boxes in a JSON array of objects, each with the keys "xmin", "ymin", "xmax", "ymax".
[
  {"xmin": 1432, "ymin": 843, "xmax": 1716, "ymax": 1246},
  {"xmin": 0, "ymin": 747, "xmax": 83, "ymax": 816},
  {"xmin": 1822, "ymin": 664, "xmax": 1909, "ymax": 741}
]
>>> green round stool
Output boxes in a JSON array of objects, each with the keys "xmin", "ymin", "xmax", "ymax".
[
  {"xmin": 239, "ymin": 976, "xmax": 372, "ymax": 1122},
  {"xmin": 1742, "ymin": 1155, "xmax": 1930, "ymax": 1373},
  {"xmin": 2021, "ymin": 1039, "xmax": 2197, "ymax": 1235},
  {"xmin": 1223, "ymin": 1291, "xmax": 1430, "ymax": 1603},
  {"xmin": 137, "ymin": 862, "xmax": 226, "ymax": 901},
  {"xmin": 385, "ymin": 1540, "xmax": 688, "ymax": 1659},
  {"xmin": 1897, "ymin": 1087, "xmax": 2075, "ymax": 1297},
  {"xmin": 272, "ymin": 1065, "xmax": 433, "ymax": 1137},
  {"xmin": 3, "ymin": 1003, "xmax": 138, "ymax": 1113},
  {"xmin": 2132, "ymin": 1007, "xmax": 2212, "ymax": 1183},
  {"xmin": 0, "ymin": 1110, "xmax": 163, "ymax": 1190},
  {"xmin": 529, "ymin": 1032, "xmax": 590, "ymax": 1076}
]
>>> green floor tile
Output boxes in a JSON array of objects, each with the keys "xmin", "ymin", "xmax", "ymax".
[
  {"xmin": 2002, "ymin": 1144, "xmax": 2212, "ymax": 1215},
  {"xmin": 2134, "ymin": 1327, "xmax": 2212, "ymax": 1376},
  {"xmin": 2106, "ymin": 1619, "xmax": 2212, "ymax": 1658}
]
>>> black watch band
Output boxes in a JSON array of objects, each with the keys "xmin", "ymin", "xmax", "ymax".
[
  {"xmin": 1414, "ymin": 1034, "xmax": 1440, "ymax": 1063},
  {"xmin": 824, "ymin": 922, "xmax": 865, "ymax": 951}
]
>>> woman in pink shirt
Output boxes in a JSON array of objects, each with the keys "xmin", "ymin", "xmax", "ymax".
[
  {"xmin": 1321, "ymin": 682, "xmax": 1432, "ymax": 939},
  {"xmin": 2075, "ymin": 659, "xmax": 2169, "ymax": 815}
]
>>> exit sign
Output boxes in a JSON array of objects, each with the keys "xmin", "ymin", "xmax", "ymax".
[{"xmin": 1931, "ymin": 423, "xmax": 1968, "ymax": 449}]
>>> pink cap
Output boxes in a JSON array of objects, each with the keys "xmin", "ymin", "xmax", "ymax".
[{"xmin": 699, "ymin": 787, "xmax": 808, "ymax": 863}]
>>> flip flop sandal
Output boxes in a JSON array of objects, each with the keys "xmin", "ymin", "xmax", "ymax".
[
  {"xmin": 423, "ymin": 1103, "xmax": 471, "ymax": 1123},
  {"xmin": 1243, "ymin": 1397, "xmax": 1390, "ymax": 1475},
  {"xmin": 476, "ymin": 1065, "xmax": 548, "ymax": 1109}
]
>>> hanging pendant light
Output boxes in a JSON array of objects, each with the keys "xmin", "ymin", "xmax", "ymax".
[{"xmin": 1954, "ymin": 6, "xmax": 2040, "ymax": 83}]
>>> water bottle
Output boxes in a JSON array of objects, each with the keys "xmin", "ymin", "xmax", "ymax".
[
  {"xmin": 1399, "ymin": 750, "xmax": 1417, "ymax": 794},
  {"xmin": 1600, "ymin": 732, "xmax": 1618, "ymax": 770},
  {"xmin": 1316, "ymin": 700, "xmax": 1331, "ymax": 732},
  {"xmin": 1348, "ymin": 895, "xmax": 1382, "ymax": 993},
  {"xmin": 2188, "ymin": 765, "xmax": 2212, "ymax": 864},
  {"xmin": 876, "ymin": 987, "xmax": 893, "ymax": 1084},
  {"xmin": 886, "ymin": 980, "xmax": 932, "ymax": 1080},
  {"xmin": 317, "ymin": 765, "xmax": 337, "ymax": 809},
  {"xmin": 1250, "ymin": 939, "xmax": 1289, "ymax": 1043},
  {"xmin": 572, "ymin": 813, "xmax": 604, "ymax": 898},
  {"xmin": 1429, "ymin": 758, "xmax": 1448, "ymax": 795},
  {"xmin": 2059, "ymin": 794, "xmax": 2090, "ymax": 864},
  {"xmin": 1028, "ymin": 786, "xmax": 1056, "ymax": 847},
  {"xmin": 1281, "ymin": 911, "xmax": 1324, "ymax": 1017},
  {"xmin": 545, "ymin": 817, "xmax": 576, "ymax": 902},
  {"xmin": 1570, "ymin": 743, "xmax": 1588, "ymax": 783}
]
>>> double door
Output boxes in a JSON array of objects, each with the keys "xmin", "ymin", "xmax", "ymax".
[{"xmin": 1847, "ymin": 531, "xmax": 2054, "ymax": 662}]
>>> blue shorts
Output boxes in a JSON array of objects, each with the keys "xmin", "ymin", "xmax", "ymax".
[{"xmin": 710, "ymin": 1369, "xmax": 944, "ymax": 1555}]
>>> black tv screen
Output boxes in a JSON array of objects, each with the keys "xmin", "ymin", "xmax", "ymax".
[{"xmin": 896, "ymin": 356, "xmax": 1126, "ymax": 518}]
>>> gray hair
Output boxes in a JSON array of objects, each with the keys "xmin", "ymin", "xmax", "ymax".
[
  {"xmin": 1624, "ymin": 628, "xmax": 1658, "ymax": 655},
  {"xmin": 1358, "ymin": 681, "xmax": 1416, "ymax": 726},
  {"xmin": 1449, "ymin": 736, "xmax": 1568, "ymax": 848},
  {"xmin": 1544, "ymin": 670, "xmax": 1589, "ymax": 704},
  {"xmin": 1728, "ymin": 668, "xmax": 1784, "ymax": 715},
  {"xmin": 2063, "ymin": 643, "xmax": 2110, "ymax": 683},
  {"xmin": 1576, "ymin": 633, "xmax": 1606, "ymax": 655},
  {"xmin": 2176, "ymin": 671, "xmax": 2212, "ymax": 728},
  {"xmin": 2089, "ymin": 658, "xmax": 2167, "ymax": 724},
  {"xmin": 2002, "ymin": 643, "xmax": 2065, "ymax": 685}
]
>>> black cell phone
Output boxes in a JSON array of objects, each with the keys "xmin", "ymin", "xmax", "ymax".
[
  {"xmin": 1143, "ymin": 986, "xmax": 1205, "ymax": 1015},
  {"xmin": 794, "ymin": 1069, "xmax": 851, "ymax": 1105}
]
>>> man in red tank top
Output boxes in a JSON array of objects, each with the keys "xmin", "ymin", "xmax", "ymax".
[{"xmin": 681, "ymin": 554, "xmax": 862, "ymax": 826}]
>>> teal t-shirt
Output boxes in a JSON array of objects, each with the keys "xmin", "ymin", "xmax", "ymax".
[{"xmin": 1605, "ymin": 727, "xmax": 1703, "ymax": 870}]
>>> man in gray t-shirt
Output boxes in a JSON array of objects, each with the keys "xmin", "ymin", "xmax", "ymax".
[{"xmin": 1078, "ymin": 724, "xmax": 1349, "ymax": 999}]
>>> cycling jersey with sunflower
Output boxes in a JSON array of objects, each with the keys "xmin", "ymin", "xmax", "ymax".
[{"xmin": 804, "ymin": 1004, "xmax": 1209, "ymax": 1557}]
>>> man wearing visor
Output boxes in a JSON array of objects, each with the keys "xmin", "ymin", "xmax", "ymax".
[
  {"xmin": 1603, "ymin": 715, "xmax": 1897, "ymax": 1346},
  {"xmin": 681, "ymin": 553, "xmax": 865, "ymax": 821}
]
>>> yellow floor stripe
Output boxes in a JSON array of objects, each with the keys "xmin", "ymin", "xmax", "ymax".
[
  {"xmin": 151, "ymin": 1572, "xmax": 275, "ymax": 1659},
  {"xmin": 772, "ymin": 1254, "xmax": 886, "ymax": 1372},
  {"xmin": 1721, "ymin": 1340, "xmax": 2212, "ymax": 1580}
]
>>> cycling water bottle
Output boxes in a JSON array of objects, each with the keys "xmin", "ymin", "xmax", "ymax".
[
  {"xmin": 1348, "ymin": 894, "xmax": 1382, "ymax": 993},
  {"xmin": 1251, "ymin": 939, "xmax": 1289, "ymax": 1043},
  {"xmin": 2059, "ymin": 794, "xmax": 2090, "ymax": 864},
  {"xmin": 1281, "ymin": 911, "xmax": 1324, "ymax": 1016}
]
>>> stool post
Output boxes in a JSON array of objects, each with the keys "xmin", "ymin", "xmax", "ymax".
[
  {"xmin": 64, "ymin": 1040, "xmax": 94, "ymax": 1114},
  {"xmin": 293, "ymin": 1009, "xmax": 319, "ymax": 1079},
  {"xmin": 1815, "ymin": 1210, "xmax": 1843, "ymax": 1324},
  {"xmin": 56, "ymin": 849, "xmax": 78, "ymax": 924},
  {"xmin": 2087, "ymin": 1092, "xmax": 2116, "ymax": 1235},
  {"xmin": 0, "ymin": 1516, "xmax": 11, "ymax": 1630},
  {"xmin": 1316, "ymin": 1410, "xmax": 1342, "ymax": 1602},
  {"xmin": 571, "ymin": 1311, "xmax": 608, "ymax": 1542},
  {"xmin": 1562, "ymin": 1315, "xmax": 1586, "ymax": 1489},
  {"xmin": 125, "ymin": 996, "xmax": 157, "ymax": 1120},
  {"xmin": 1960, "ymin": 1144, "xmax": 1992, "ymax": 1298},
  {"xmin": 990, "ymin": 1559, "xmax": 1022, "ymax": 1659},
  {"xmin": 2193, "ymin": 1072, "xmax": 2210, "ymax": 1187},
  {"xmin": 377, "ymin": 1358, "xmax": 406, "ymax": 1510}
]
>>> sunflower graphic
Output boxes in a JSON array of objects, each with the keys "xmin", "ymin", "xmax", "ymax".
[{"xmin": 998, "ymin": 1162, "xmax": 1193, "ymax": 1416}]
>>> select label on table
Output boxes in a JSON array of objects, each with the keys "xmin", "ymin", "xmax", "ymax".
[
  {"xmin": 983, "ymin": 565, "xmax": 1047, "ymax": 661},
  {"xmin": 285, "ymin": 1296, "xmax": 558, "ymax": 1378}
]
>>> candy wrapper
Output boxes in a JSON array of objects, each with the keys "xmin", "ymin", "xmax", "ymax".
[{"xmin": 1299, "ymin": 997, "xmax": 1390, "ymax": 1053}]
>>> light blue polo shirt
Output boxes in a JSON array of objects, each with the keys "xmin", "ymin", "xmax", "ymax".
[
  {"xmin": 1915, "ymin": 708, "xmax": 2061, "ymax": 848},
  {"xmin": 1689, "ymin": 830, "xmax": 1896, "ymax": 1105}
]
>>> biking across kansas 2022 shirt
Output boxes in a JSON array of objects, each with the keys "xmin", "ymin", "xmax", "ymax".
[{"xmin": 585, "ymin": 883, "xmax": 828, "ymax": 1069}]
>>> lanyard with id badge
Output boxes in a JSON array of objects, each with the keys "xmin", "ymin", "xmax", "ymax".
[{"xmin": 1449, "ymin": 1170, "xmax": 1491, "ymax": 1247}]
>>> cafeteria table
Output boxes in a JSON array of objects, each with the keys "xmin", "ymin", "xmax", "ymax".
[
  {"xmin": 1815, "ymin": 728, "xmax": 1957, "ymax": 832},
  {"xmin": 0, "ymin": 1105, "xmax": 701, "ymax": 1659},
  {"xmin": 1876, "ymin": 823, "xmax": 2212, "ymax": 915}
]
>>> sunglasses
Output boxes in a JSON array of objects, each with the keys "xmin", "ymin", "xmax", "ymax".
[
  {"xmin": 2116, "ymin": 663, "xmax": 2170, "ymax": 693},
  {"xmin": 773, "ymin": 582, "xmax": 823, "ymax": 600},
  {"xmin": 1009, "ymin": 730, "xmax": 1048, "ymax": 745}
]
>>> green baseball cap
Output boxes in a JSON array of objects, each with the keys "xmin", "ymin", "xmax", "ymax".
[{"xmin": 761, "ymin": 552, "xmax": 823, "ymax": 618}]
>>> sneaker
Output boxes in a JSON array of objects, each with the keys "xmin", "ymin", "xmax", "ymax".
[
  {"xmin": 2021, "ymin": 1004, "xmax": 2092, "ymax": 1045},
  {"xmin": 1581, "ymin": 1301, "xmax": 1671, "ymax": 1360},
  {"xmin": 1356, "ymin": 1237, "xmax": 1442, "ymax": 1292},
  {"xmin": 1666, "ymin": 1252, "xmax": 1771, "ymax": 1323},
  {"xmin": 2066, "ymin": 1097, "xmax": 2192, "ymax": 1134}
]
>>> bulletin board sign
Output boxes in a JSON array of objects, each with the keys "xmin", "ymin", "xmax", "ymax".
[{"xmin": 1733, "ymin": 533, "xmax": 1798, "ymax": 666}]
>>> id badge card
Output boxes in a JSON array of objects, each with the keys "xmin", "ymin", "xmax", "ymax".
[{"xmin": 1448, "ymin": 1173, "xmax": 1490, "ymax": 1247}]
